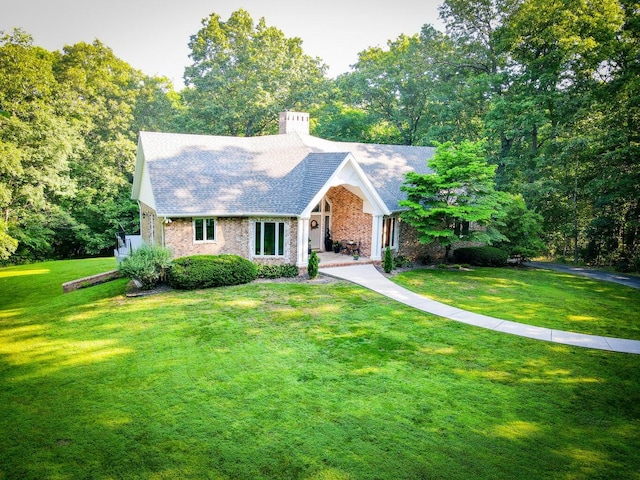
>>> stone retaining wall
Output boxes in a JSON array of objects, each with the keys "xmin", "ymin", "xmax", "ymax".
[{"xmin": 62, "ymin": 270, "xmax": 121, "ymax": 293}]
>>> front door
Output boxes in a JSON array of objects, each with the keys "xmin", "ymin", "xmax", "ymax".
[
  {"xmin": 310, "ymin": 212, "xmax": 322, "ymax": 250},
  {"xmin": 309, "ymin": 198, "xmax": 332, "ymax": 251}
]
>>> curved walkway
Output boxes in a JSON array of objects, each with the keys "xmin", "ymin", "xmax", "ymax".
[{"xmin": 319, "ymin": 264, "xmax": 640, "ymax": 355}]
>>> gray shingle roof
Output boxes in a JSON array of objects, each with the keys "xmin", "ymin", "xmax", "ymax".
[{"xmin": 136, "ymin": 131, "xmax": 434, "ymax": 216}]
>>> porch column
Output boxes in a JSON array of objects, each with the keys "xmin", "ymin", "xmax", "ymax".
[
  {"xmin": 370, "ymin": 215, "xmax": 383, "ymax": 260},
  {"xmin": 297, "ymin": 218, "xmax": 310, "ymax": 267}
]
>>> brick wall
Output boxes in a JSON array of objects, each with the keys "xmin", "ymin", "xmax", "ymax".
[
  {"xmin": 164, "ymin": 216, "xmax": 298, "ymax": 264},
  {"xmin": 326, "ymin": 186, "xmax": 372, "ymax": 257},
  {"xmin": 397, "ymin": 222, "xmax": 445, "ymax": 262},
  {"xmin": 164, "ymin": 217, "xmax": 249, "ymax": 259},
  {"xmin": 139, "ymin": 202, "xmax": 163, "ymax": 246},
  {"xmin": 398, "ymin": 222, "xmax": 484, "ymax": 263}
]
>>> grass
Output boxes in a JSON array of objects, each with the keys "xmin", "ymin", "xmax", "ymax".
[
  {"xmin": 391, "ymin": 266, "xmax": 640, "ymax": 340},
  {"xmin": 0, "ymin": 259, "xmax": 639, "ymax": 479}
]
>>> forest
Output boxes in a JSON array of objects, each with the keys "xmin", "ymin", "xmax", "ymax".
[{"xmin": 0, "ymin": 0, "xmax": 638, "ymax": 271}]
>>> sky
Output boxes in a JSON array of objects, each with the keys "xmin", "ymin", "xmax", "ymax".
[{"xmin": 1, "ymin": 0, "xmax": 445, "ymax": 90}]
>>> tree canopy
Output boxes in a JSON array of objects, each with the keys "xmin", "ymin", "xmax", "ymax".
[
  {"xmin": 182, "ymin": 9, "xmax": 329, "ymax": 136},
  {"xmin": 0, "ymin": 29, "xmax": 177, "ymax": 262},
  {"xmin": 1, "ymin": 2, "xmax": 638, "ymax": 270},
  {"xmin": 400, "ymin": 141, "xmax": 508, "ymax": 258}
]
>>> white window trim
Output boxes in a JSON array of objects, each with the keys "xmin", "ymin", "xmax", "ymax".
[
  {"xmin": 193, "ymin": 217, "xmax": 217, "ymax": 243},
  {"xmin": 383, "ymin": 217, "xmax": 398, "ymax": 250},
  {"xmin": 253, "ymin": 219, "xmax": 287, "ymax": 257}
]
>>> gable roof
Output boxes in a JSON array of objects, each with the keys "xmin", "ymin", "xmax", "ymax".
[{"xmin": 133, "ymin": 130, "xmax": 435, "ymax": 217}]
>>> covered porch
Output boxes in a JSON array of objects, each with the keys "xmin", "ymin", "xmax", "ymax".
[
  {"xmin": 295, "ymin": 152, "xmax": 392, "ymax": 268},
  {"xmin": 316, "ymin": 250, "xmax": 378, "ymax": 268}
]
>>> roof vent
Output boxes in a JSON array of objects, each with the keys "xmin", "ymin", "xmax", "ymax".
[{"xmin": 279, "ymin": 111, "xmax": 309, "ymax": 135}]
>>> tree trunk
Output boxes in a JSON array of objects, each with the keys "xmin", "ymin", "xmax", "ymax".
[{"xmin": 573, "ymin": 172, "xmax": 579, "ymax": 264}]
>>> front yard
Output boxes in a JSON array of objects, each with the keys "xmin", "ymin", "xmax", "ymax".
[
  {"xmin": 391, "ymin": 266, "xmax": 640, "ymax": 340},
  {"xmin": 1, "ymin": 259, "xmax": 639, "ymax": 479}
]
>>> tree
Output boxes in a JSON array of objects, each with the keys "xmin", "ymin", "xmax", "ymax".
[
  {"xmin": 400, "ymin": 140, "xmax": 508, "ymax": 259},
  {"xmin": 0, "ymin": 31, "xmax": 180, "ymax": 263},
  {"xmin": 308, "ymin": 250, "xmax": 319, "ymax": 279},
  {"xmin": 54, "ymin": 40, "xmax": 165, "ymax": 255},
  {"xmin": 337, "ymin": 21, "xmax": 494, "ymax": 147},
  {"xmin": 183, "ymin": 9, "xmax": 328, "ymax": 136},
  {"xmin": 0, "ymin": 29, "xmax": 79, "ymax": 261},
  {"xmin": 132, "ymin": 76, "xmax": 184, "ymax": 134},
  {"xmin": 311, "ymin": 102, "xmax": 397, "ymax": 144},
  {"xmin": 342, "ymin": 33, "xmax": 432, "ymax": 145},
  {"xmin": 491, "ymin": 0, "xmax": 627, "ymax": 264},
  {"xmin": 495, "ymin": 194, "xmax": 546, "ymax": 263},
  {"xmin": 580, "ymin": 0, "xmax": 640, "ymax": 270}
]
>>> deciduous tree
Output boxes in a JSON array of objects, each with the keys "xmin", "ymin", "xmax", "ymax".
[
  {"xmin": 183, "ymin": 9, "xmax": 328, "ymax": 136},
  {"xmin": 400, "ymin": 141, "xmax": 508, "ymax": 259},
  {"xmin": 0, "ymin": 29, "xmax": 78, "ymax": 260}
]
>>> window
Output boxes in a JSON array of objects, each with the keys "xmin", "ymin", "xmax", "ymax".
[
  {"xmin": 148, "ymin": 213, "xmax": 155, "ymax": 245},
  {"xmin": 382, "ymin": 217, "xmax": 397, "ymax": 249},
  {"xmin": 454, "ymin": 220, "xmax": 470, "ymax": 238},
  {"xmin": 255, "ymin": 221, "xmax": 285, "ymax": 256},
  {"xmin": 194, "ymin": 218, "xmax": 216, "ymax": 242}
]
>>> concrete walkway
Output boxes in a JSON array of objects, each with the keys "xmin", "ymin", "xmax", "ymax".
[{"xmin": 319, "ymin": 264, "xmax": 640, "ymax": 355}]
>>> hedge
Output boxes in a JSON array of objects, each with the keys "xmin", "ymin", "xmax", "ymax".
[
  {"xmin": 255, "ymin": 263, "xmax": 299, "ymax": 279},
  {"xmin": 167, "ymin": 254, "xmax": 257, "ymax": 290},
  {"xmin": 452, "ymin": 246, "xmax": 508, "ymax": 267}
]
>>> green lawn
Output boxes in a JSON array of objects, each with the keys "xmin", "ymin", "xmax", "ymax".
[
  {"xmin": 391, "ymin": 266, "xmax": 640, "ymax": 340},
  {"xmin": 1, "ymin": 259, "xmax": 640, "ymax": 479}
]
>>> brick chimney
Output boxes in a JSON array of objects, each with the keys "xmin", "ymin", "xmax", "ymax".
[{"xmin": 279, "ymin": 111, "xmax": 309, "ymax": 135}]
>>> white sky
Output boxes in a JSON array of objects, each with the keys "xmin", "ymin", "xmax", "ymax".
[{"xmin": 0, "ymin": 0, "xmax": 445, "ymax": 90}]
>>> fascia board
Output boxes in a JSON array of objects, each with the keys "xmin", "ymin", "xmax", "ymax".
[
  {"xmin": 156, "ymin": 212, "xmax": 300, "ymax": 219},
  {"xmin": 131, "ymin": 139, "xmax": 145, "ymax": 200}
]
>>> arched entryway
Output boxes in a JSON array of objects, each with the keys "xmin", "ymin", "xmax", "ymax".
[{"xmin": 296, "ymin": 152, "xmax": 390, "ymax": 267}]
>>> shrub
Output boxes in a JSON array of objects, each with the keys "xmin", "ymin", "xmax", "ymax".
[
  {"xmin": 308, "ymin": 251, "xmax": 319, "ymax": 279},
  {"xmin": 118, "ymin": 244, "xmax": 172, "ymax": 290},
  {"xmin": 394, "ymin": 255, "xmax": 413, "ymax": 268},
  {"xmin": 453, "ymin": 246, "xmax": 508, "ymax": 267},
  {"xmin": 416, "ymin": 254, "xmax": 432, "ymax": 265},
  {"xmin": 383, "ymin": 246, "xmax": 394, "ymax": 273},
  {"xmin": 168, "ymin": 254, "xmax": 257, "ymax": 290},
  {"xmin": 256, "ymin": 263, "xmax": 299, "ymax": 279}
]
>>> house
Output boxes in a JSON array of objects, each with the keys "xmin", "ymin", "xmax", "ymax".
[{"xmin": 129, "ymin": 111, "xmax": 439, "ymax": 268}]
